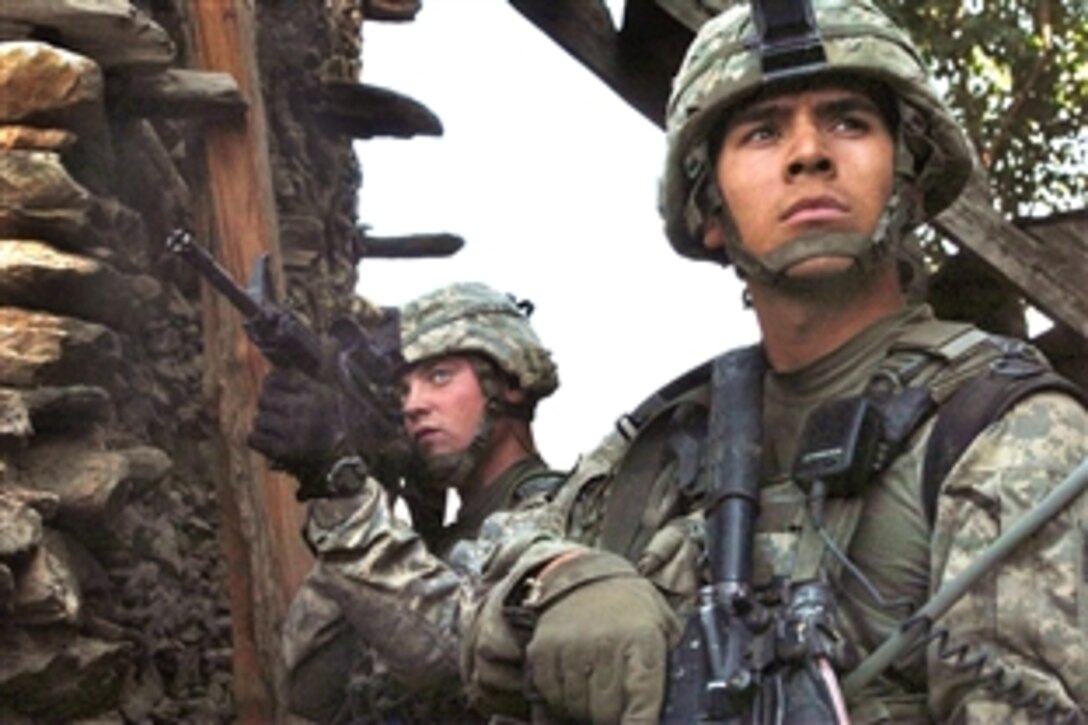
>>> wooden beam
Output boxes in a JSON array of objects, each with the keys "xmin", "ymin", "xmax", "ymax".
[
  {"xmin": 189, "ymin": 2, "xmax": 312, "ymax": 721},
  {"xmin": 108, "ymin": 69, "xmax": 247, "ymax": 120},
  {"xmin": 934, "ymin": 173, "xmax": 1088, "ymax": 341},
  {"xmin": 509, "ymin": 0, "xmax": 689, "ymax": 127},
  {"xmin": 313, "ymin": 80, "xmax": 442, "ymax": 139}
]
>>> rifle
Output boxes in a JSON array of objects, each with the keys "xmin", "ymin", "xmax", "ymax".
[
  {"xmin": 662, "ymin": 347, "xmax": 850, "ymax": 724},
  {"xmin": 166, "ymin": 229, "xmax": 406, "ymax": 484}
]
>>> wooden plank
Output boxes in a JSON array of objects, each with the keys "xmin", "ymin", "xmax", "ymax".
[
  {"xmin": 934, "ymin": 172, "xmax": 1088, "ymax": 340},
  {"xmin": 108, "ymin": 69, "xmax": 247, "ymax": 120},
  {"xmin": 189, "ymin": 2, "xmax": 312, "ymax": 721},
  {"xmin": 509, "ymin": 0, "xmax": 688, "ymax": 127},
  {"xmin": 313, "ymin": 80, "xmax": 442, "ymax": 139}
]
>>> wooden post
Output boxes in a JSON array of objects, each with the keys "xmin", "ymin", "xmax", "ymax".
[{"xmin": 188, "ymin": 1, "xmax": 313, "ymax": 720}]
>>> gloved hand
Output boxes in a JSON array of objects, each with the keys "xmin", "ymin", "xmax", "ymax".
[
  {"xmin": 248, "ymin": 368, "xmax": 352, "ymax": 498},
  {"xmin": 523, "ymin": 550, "xmax": 682, "ymax": 723}
]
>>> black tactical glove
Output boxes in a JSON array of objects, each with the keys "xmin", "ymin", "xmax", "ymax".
[
  {"xmin": 248, "ymin": 368, "xmax": 357, "ymax": 499},
  {"xmin": 520, "ymin": 550, "xmax": 682, "ymax": 723}
]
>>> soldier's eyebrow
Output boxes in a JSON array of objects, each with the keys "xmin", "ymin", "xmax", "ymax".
[
  {"xmin": 814, "ymin": 94, "xmax": 884, "ymax": 122},
  {"xmin": 726, "ymin": 92, "xmax": 885, "ymax": 132},
  {"xmin": 726, "ymin": 100, "xmax": 784, "ymax": 131}
]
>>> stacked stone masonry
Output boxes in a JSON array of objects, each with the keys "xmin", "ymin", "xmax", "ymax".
[{"xmin": 0, "ymin": 0, "xmax": 369, "ymax": 720}]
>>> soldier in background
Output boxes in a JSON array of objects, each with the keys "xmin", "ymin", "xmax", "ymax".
[
  {"xmin": 248, "ymin": 281, "xmax": 562, "ymax": 722},
  {"xmin": 456, "ymin": 0, "xmax": 1088, "ymax": 722}
]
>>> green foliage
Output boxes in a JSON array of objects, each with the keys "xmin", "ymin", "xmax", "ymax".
[{"xmin": 879, "ymin": 0, "xmax": 1087, "ymax": 217}]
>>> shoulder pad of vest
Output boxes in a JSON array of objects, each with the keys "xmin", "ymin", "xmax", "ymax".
[
  {"xmin": 615, "ymin": 356, "xmax": 716, "ymax": 440},
  {"xmin": 921, "ymin": 350, "xmax": 1087, "ymax": 526},
  {"xmin": 512, "ymin": 472, "xmax": 565, "ymax": 504}
]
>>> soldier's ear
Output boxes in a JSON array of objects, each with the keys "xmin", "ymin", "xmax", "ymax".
[{"xmin": 703, "ymin": 217, "xmax": 727, "ymax": 251}]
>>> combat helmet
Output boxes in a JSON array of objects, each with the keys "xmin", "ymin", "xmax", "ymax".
[
  {"xmin": 399, "ymin": 281, "xmax": 559, "ymax": 402},
  {"xmin": 659, "ymin": 0, "xmax": 974, "ymax": 282}
]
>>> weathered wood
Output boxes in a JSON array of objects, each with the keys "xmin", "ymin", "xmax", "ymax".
[
  {"xmin": 365, "ymin": 0, "xmax": 422, "ymax": 21},
  {"xmin": 933, "ymin": 173, "xmax": 1088, "ymax": 340},
  {"xmin": 313, "ymin": 79, "xmax": 442, "ymax": 138},
  {"xmin": 108, "ymin": 69, "xmax": 247, "ymax": 120},
  {"xmin": 652, "ymin": 0, "xmax": 716, "ymax": 30},
  {"xmin": 510, "ymin": 0, "xmax": 691, "ymax": 127},
  {"xmin": 356, "ymin": 231, "xmax": 465, "ymax": 259},
  {"xmin": 0, "ymin": 0, "xmax": 175, "ymax": 70},
  {"xmin": 189, "ymin": 1, "xmax": 312, "ymax": 720}
]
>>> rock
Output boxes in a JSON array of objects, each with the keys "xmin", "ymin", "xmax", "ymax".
[
  {"xmin": 0, "ymin": 626, "xmax": 131, "ymax": 719},
  {"xmin": 0, "ymin": 125, "xmax": 77, "ymax": 152},
  {"xmin": 0, "ymin": 386, "xmax": 33, "ymax": 438},
  {"xmin": 0, "ymin": 493, "xmax": 42, "ymax": 558},
  {"xmin": 20, "ymin": 384, "xmax": 112, "ymax": 434},
  {"xmin": 121, "ymin": 446, "xmax": 172, "ymax": 484},
  {"xmin": 0, "ymin": 307, "xmax": 120, "ymax": 387},
  {"xmin": 0, "ymin": 239, "xmax": 158, "ymax": 330},
  {"xmin": 0, "ymin": 41, "xmax": 103, "ymax": 123},
  {"xmin": 2, "ymin": 486, "xmax": 60, "ymax": 521},
  {"xmin": 10, "ymin": 528, "xmax": 81, "ymax": 625},
  {"xmin": 15, "ymin": 439, "xmax": 132, "ymax": 533},
  {"xmin": 0, "ymin": 562, "xmax": 13, "ymax": 611},
  {"xmin": 0, "ymin": 150, "xmax": 93, "ymax": 246},
  {"xmin": 0, "ymin": 0, "xmax": 175, "ymax": 70},
  {"xmin": 13, "ymin": 439, "xmax": 172, "ymax": 545}
]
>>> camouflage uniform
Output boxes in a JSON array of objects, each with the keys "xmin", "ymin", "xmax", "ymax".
[
  {"xmin": 456, "ymin": 1, "xmax": 1088, "ymax": 721},
  {"xmin": 459, "ymin": 306, "xmax": 1088, "ymax": 722},
  {"xmin": 282, "ymin": 282, "xmax": 560, "ymax": 722}
]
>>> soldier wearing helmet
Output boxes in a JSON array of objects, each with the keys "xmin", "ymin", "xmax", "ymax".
[
  {"xmin": 457, "ymin": 0, "xmax": 1088, "ymax": 722},
  {"xmin": 249, "ymin": 281, "xmax": 562, "ymax": 722}
]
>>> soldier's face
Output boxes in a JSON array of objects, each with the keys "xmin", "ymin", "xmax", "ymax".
[
  {"xmin": 710, "ymin": 86, "xmax": 896, "ymax": 278},
  {"xmin": 401, "ymin": 354, "xmax": 487, "ymax": 459}
]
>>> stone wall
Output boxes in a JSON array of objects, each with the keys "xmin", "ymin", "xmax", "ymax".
[{"xmin": 0, "ymin": 0, "xmax": 371, "ymax": 720}]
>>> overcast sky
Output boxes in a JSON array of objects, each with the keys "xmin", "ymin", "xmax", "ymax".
[{"xmin": 355, "ymin": 3, "xmax": 759, "ymax": 467}]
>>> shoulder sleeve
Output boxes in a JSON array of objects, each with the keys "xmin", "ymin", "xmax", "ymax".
[
  {"xmin": 297, "ymin": 477, "xmax": 466, "ymax": 692},
  {"xmin": 282, "ymin": 575, "xmax": 357, "ymax": 721},
  {"xmin": 928, "ymin": 391, "xmax": 1088, "ymax": 721}
]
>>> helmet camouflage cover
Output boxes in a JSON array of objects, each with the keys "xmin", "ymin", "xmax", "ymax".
[
  {"xmin": 399, "ymin": 281, "xmax": 559, "ymax": 401},
  {"xmin": 659, "ymin": 0, "xmax": 975, "ymax": 270}
]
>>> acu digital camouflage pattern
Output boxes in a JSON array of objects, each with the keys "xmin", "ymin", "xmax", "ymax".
[
  {"xmin": 457, "ymin": 312, "xmax": 1088, "ymax": 722},
  {"xmin": 929, "ymin": 390, "xmax": 1088, "ymax": 720},
  {"xmin": 399, "ymin": 281, "xmax": 558, "ymax": 400},
  {"xmin": 659, "ymin": 0, "xmax": 974, "ymax": 264}
]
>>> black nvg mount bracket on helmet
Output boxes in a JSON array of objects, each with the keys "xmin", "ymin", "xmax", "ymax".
[{"xmin": 751, "ymin": 0, "xmax": 827, "ymax": 79}]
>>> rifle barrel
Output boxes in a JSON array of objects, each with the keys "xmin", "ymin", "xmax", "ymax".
[{"xmin": 167, "ymin": 230, "xmax": 262, "ymax": 319}]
